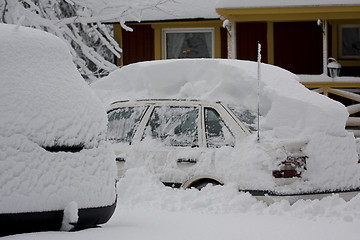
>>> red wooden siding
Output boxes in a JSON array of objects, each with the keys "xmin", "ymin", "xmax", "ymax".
[
  {"xmin": 121, "ymin": 24, "xmax": 154, "ymax": 66},
  {"xmin": 274, "ymin": 22, "xmax": 323, "ymax": 74},
  {"xmin": 220, "ymin": 27, "xmax": 228, "ymax": 59},
  {"xmin": 236, "ymin": 22, "xmax": 268, "ymax": 63}
]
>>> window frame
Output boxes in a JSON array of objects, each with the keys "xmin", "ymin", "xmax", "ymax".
[
  {"xmin": 338, "ymin": 24, "xmax": 360, "ymax": 60},
  {"xmin": 162, "ymin": 27, "xmax": 215, "ymax": 59}
]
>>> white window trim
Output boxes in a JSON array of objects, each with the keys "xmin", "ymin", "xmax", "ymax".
[
  {"xmin": 162, "ymin": 27, "xmax": 215, "ymax": 59},
  {"xmin": 338, "ymin": 24, "xmax": 360, "ymax": 60}
]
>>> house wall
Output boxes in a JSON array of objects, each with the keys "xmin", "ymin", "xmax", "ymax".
[
  {"xmin": 217, "ymin": 5, "xmax": 360, "ymax": 76},
  {"xmin": 115, "ymin": 20, "xmax": 227, "ymax": 66}
]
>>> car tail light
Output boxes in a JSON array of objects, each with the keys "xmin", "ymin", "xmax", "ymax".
[{"xmin": 272, "ymin": 156, "xmax": 307, "ymax": 178}]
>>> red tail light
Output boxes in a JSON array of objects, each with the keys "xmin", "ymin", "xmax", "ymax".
[{"xmin": 272, "ymin": 156, "xmax": 307, "ymax": 178}]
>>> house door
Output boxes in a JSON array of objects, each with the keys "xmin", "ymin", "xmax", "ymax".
[
  {"xmin": 121, "ymin": 24, "xmax": 154, "ymax": 66},
  {"xmin": 236, "ymin": 22, "xmax": 268, "ymax": 63},
  {"xmin": 274, "ymin": 22, "xmax": 323, "ymax": 74}
]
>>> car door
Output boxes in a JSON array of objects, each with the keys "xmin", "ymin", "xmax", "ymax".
[{"xmin": 134, "ymin": 103, "xmax": 206, "ymax": 184}]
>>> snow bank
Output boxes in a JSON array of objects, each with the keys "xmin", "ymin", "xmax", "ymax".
[
  {"xmin": 92, "ymin": 59, "xmax": 360, "ymax": 192},
  {"xmin": 0, "ymin": 24, "xmax": 116, "ymax": 213}
]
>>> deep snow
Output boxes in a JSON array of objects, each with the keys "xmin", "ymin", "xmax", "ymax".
[{"xmin": 3, "ymin": 167, "xmax": 360, "ymax": 240}]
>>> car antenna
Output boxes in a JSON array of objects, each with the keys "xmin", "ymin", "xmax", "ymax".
[{"xmin": 257, "ymin": 41, "xmax": 261, "ymax": 143}]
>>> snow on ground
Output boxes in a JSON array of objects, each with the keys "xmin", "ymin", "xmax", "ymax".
[{"xmin": 3, "ymin": 167, "xmax": 360, "ymax": 240}]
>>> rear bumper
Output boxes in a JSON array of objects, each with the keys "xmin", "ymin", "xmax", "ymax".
[
  {"xmin": 242, "ymin": 189, "xmax": 360, "ymax": 204},
  {"xmin": 0, "ymin": 200, "xmax": 117, "ymax": 237}
]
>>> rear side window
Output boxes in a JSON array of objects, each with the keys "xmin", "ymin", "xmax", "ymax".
[
  {"xmin": 228, "ymin": 105, "xmax": 257, "ymax": 132},
  {"xmin": 143, "ymin": 106, "xmax": 198, "ymax": 147},
  {"xmin": 107, "ymin": 106, "xmax": 147, "ymax": 144},
  {"xmin": 205, "ymin": 108, "xmax": 235, "ymax": 148}
]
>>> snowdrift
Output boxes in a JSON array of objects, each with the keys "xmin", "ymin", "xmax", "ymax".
[{"xmin": 0, "ymin": 23, "xmax": 116, "ymax": 214}]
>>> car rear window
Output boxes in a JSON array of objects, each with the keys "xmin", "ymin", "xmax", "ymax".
[
  {"xmin": 107, "ymin": 106, "xmax": 147, "ymax": 144},
  {"xmin": 228, "ymin": 105, "xmax": 257, "ymax": 132}
]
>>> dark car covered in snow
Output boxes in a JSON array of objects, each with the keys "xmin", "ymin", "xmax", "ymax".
[{"xmin": 0, "ymin": 24, "xmax": 117, "ymax": 236}]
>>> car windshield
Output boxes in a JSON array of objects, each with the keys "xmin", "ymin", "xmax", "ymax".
[
  {"xmin": 228, "ymin": 105, "xmax": 257, "ymax": 132},
  {"xmin": 143, "ymin": 106, "xmax": 198, "ymax": 147},
  {"xmin": 107, "ymin": 106, "xmax": 147, "ymax": 144}
]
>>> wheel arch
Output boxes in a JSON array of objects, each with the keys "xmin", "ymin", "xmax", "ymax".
[{"xmin": 181, "ymin": 175, "xmax": 224, "ymax": 189}]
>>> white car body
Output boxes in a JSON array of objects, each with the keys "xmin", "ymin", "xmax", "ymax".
[
  {"xmin": 92, "ymin": 59, "xmax": 360, "ymax": 204},
  {"xmin": 107, "ymin": 99, "xmax": 319, "ymax": 203}
]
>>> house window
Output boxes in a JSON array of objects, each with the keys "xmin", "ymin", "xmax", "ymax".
[
  {"xmin": 339, "ymin": 24, "xmax": 360, "ymax": 59},
  {"xmin": 163, "ymin": 28, "xmax": 214, "ymax": 59}
]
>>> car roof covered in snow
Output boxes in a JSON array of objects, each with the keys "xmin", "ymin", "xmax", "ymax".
[{"xmin": 0, "ymin": 23, "xmax": 107, "ymax": 148}]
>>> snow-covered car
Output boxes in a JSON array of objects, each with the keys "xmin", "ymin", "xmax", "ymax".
[
  {"xmin": 0, "ymin": 24, "xmax": 117, "ymax": 236},
  {"xmin": 92, "ymin": 59, "xmax": 360, "ymax": 204}
]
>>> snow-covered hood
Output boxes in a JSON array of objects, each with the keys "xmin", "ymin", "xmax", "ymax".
[{"xmin": 0, "ymin": 23, "xmax": 107, "ymax": 148}]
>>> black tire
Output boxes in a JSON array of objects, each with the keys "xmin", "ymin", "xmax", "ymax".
[{"xmin": 192, "ymin": 179, "xmax": 222, "ymax": 190}]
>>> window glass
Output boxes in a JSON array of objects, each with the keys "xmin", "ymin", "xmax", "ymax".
[
  {"xmin": 339, "ymin": 25, "xmax": 360, "ymax": 59},
  {"xmin": 205, "ymin": 108, "xmax": 235, "ymax": 148},
  {"xmin": 164, "ymin": 28, "xmax": 213, "ymax": 59},
  {"xmin": 107, "ymin": 106, "xmax": 147, "ymax": 144},
  {"xmin": 228, "ymin": 105, "xmax": 257, "ymax": 132},
  {"xmin": 144, "ymin": 106, "xmax": 198, "ymax": 147}
]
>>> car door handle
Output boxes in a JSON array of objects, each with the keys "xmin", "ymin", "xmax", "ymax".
[
  {"xmin": 116, "ymin": 157, "xmax": 126, "ymax": 162},
  {"xmin": 177, "ymin": 158, "xmax": 197, "ymax": 164}
]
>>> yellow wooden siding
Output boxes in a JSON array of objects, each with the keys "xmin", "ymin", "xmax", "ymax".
[
  {"xmin": 216, "ymin": 6, "xmax": 360, "ymax": 72},
  {"xmin": 216, "ymin": 6, "xmax": 360, "ymax": 22}
]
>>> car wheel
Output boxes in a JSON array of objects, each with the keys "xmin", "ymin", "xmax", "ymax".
[{"xmin": 191, "ymin": 179, "xmax": 222, "ymax": 190}]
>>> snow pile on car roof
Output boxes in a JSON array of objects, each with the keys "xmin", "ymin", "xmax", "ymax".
[
  {"xmin": 0, "ymin": 24, "xmax": 116, "ymax": 213},
  {"xmin": 0, "ymin": 23, "xmax": 107, "ymax": 148},
  {"xmin": 92, "ymin": 59, "xmax": 360, "ymax": 192},
  {"xmin": 92, "ymin": 59, "xmax": 349, "ymax": 138}
]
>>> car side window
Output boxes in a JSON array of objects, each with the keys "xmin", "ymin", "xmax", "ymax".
[
  {"xmin": 228, "ymin": 105, "xmax": 257, "ymax": 132},
  {"xmin": 107, "ymin": 106, "xmax": 147, "ymax": 144},
  {"xmin": 144, "ymin": 106, "xmax": 198, "ymax": 147},
  {"xmin": 205, "ymin": 108, "xmax": 235, "ymax": 148}
]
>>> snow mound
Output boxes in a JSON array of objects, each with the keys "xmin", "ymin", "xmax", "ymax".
[
  {"xmin": 0, "ymin": 23, "xmax": 107, "ymax": 148},
  {"xmin": 0, "ymin": 24, "xmax": 116, "ymax": 214},
  {"xmin": 92, "ymin": 59, "xmax": 348, "ymax": 138}
]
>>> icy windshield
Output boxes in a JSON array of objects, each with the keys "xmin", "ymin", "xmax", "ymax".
[
  {"xmin": 228, "ymin": 105, "xmax": 257, "ymax": 132},
  {"xmin": 143, "ymin": 106, "xmax": 198, "ymax": 147},
  {"xmin": 107, "ymin": 106, "xmax": 147, "ymax": 143}
]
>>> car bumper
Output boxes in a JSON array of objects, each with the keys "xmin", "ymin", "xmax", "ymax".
[
  {"xmin": 0, "ymin": 199, "xmax": 117, "ymax": 237},
  {"xmin": 243, "ymin": 189, "xmax": 360, "ymax": 205}
]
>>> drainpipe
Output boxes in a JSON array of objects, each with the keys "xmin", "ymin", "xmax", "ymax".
[{"xmin": 223, "ymin": 17, "xmax": 236, "ymax": 59}]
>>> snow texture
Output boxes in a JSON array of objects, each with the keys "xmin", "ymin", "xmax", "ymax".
[
  {"xmin": 92, "ymin": 59, "xmax": 360, "ymax": 193},
  {"xmin": 78, "ymin": 0, "xmax": 220, "ymax": 22},
  {"xmin": 0, "ymin": 24, "xmax": 117, "ymax": 214},
  {"xmin": 4, "ymin": 168, "xmax": 360, "ymax": 240},
  {"xmin": 61, "ymin": 201, "xmax": 79, "ymax": 232},
  {"xmin": 216, "ymin": 0, "xmax": 360, "ymax": 8}
]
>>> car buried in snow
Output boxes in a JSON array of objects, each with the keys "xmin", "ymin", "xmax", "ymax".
[
  {"xmin": 0, "ymin": 24, "xmax": 117, "ymax": 236},
  {"xmin": 92, "ymin": 59, "xmax": 360, "ymax": 204}
]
